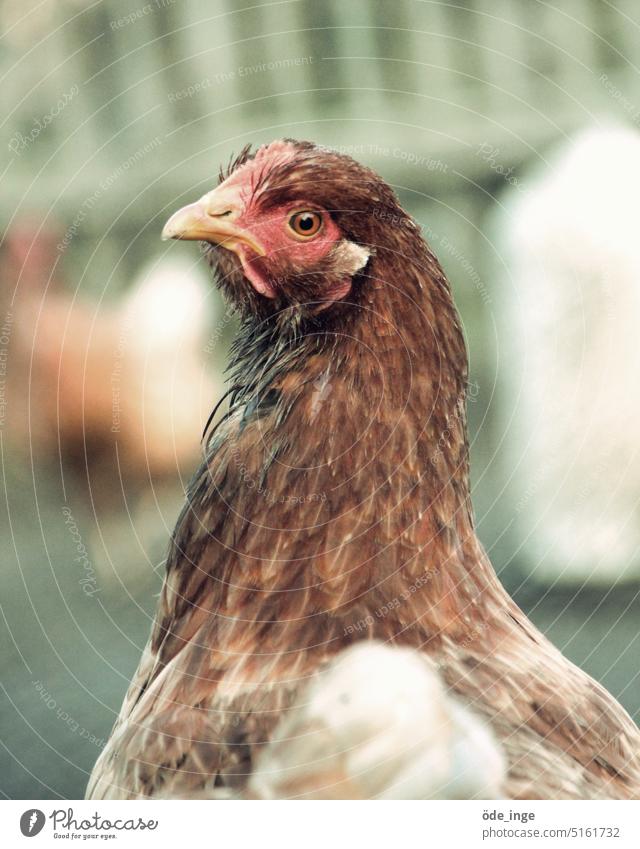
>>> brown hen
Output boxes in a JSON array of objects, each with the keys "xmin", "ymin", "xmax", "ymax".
[{"xmin": 87, "ymin": 140, "xmax": 640, "ymax": 800}]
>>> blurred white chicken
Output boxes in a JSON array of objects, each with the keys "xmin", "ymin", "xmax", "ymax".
[
  {"xmin": 248, "ymin": 642, "xmax": 506, "ymax": 800},
  {"xmin": 496, "ymin": 125, "xmax": 640, "ymax": 584},
  {"xmin": 117, "ymin": 253, "xmax": 222, "ymax": 478}
]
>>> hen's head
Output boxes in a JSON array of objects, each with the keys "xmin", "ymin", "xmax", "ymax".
[{"xmin": 162, "ymin": 139, "xmax": 416, "ymax": 318}]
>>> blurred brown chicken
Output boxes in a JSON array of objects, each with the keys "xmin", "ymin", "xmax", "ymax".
[
  {"xmin": 88, "ymin": 140, "xmax": 640, "ymax": 800},
  {"xmin": 3, "ymin": 225, "xmax": 219, "ymax": 483}
]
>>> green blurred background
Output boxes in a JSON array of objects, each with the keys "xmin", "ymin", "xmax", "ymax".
[{"xmin": 2, "ymin": 0, "xmax": 640, "ymax": 799}]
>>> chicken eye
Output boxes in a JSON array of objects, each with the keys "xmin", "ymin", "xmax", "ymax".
[{"xmin": 287, "ymin": 210, "xmax": 323, "ymax": 238}]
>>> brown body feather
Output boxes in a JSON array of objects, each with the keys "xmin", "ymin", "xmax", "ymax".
[{"xmin": 87, "ymin": 142, "xmax": 640, "ymax": 800}]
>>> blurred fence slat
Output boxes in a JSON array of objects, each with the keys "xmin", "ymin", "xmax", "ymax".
[{"xmin": 4, "ymin": 0, "xmax": 639, "ymax": 235}]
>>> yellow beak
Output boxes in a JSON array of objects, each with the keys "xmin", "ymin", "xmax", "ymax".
[{"xmin": 161, "ymin": 186, "xmax": 265, "ymax": 257}]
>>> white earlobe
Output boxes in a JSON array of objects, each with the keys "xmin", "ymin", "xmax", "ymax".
[{"xmin": 333, "ymin": 240, "xmax": 371, "ymax": 276}]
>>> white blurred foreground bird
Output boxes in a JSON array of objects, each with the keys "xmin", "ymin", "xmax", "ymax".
[
  {"xmin": 497, "ymin": 126, "xmax": 640, "ymax": 584},
  {"xmin": 247, "ymin": 643, "xmax": 506, "ymax": 800}
]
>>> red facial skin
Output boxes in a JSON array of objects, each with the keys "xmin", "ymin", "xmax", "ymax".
[
  {"xmin": 209, "ymin": 141, "xmax": 347, "ymax": 300},
  {"xmin": 233, "ymin": 202, "xmax": 343, "ymax": 299}
]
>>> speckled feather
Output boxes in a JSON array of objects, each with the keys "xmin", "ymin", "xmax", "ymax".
[{"xmin": 87, "ymin": 141, "xmax": 640, "ymax": 800}]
